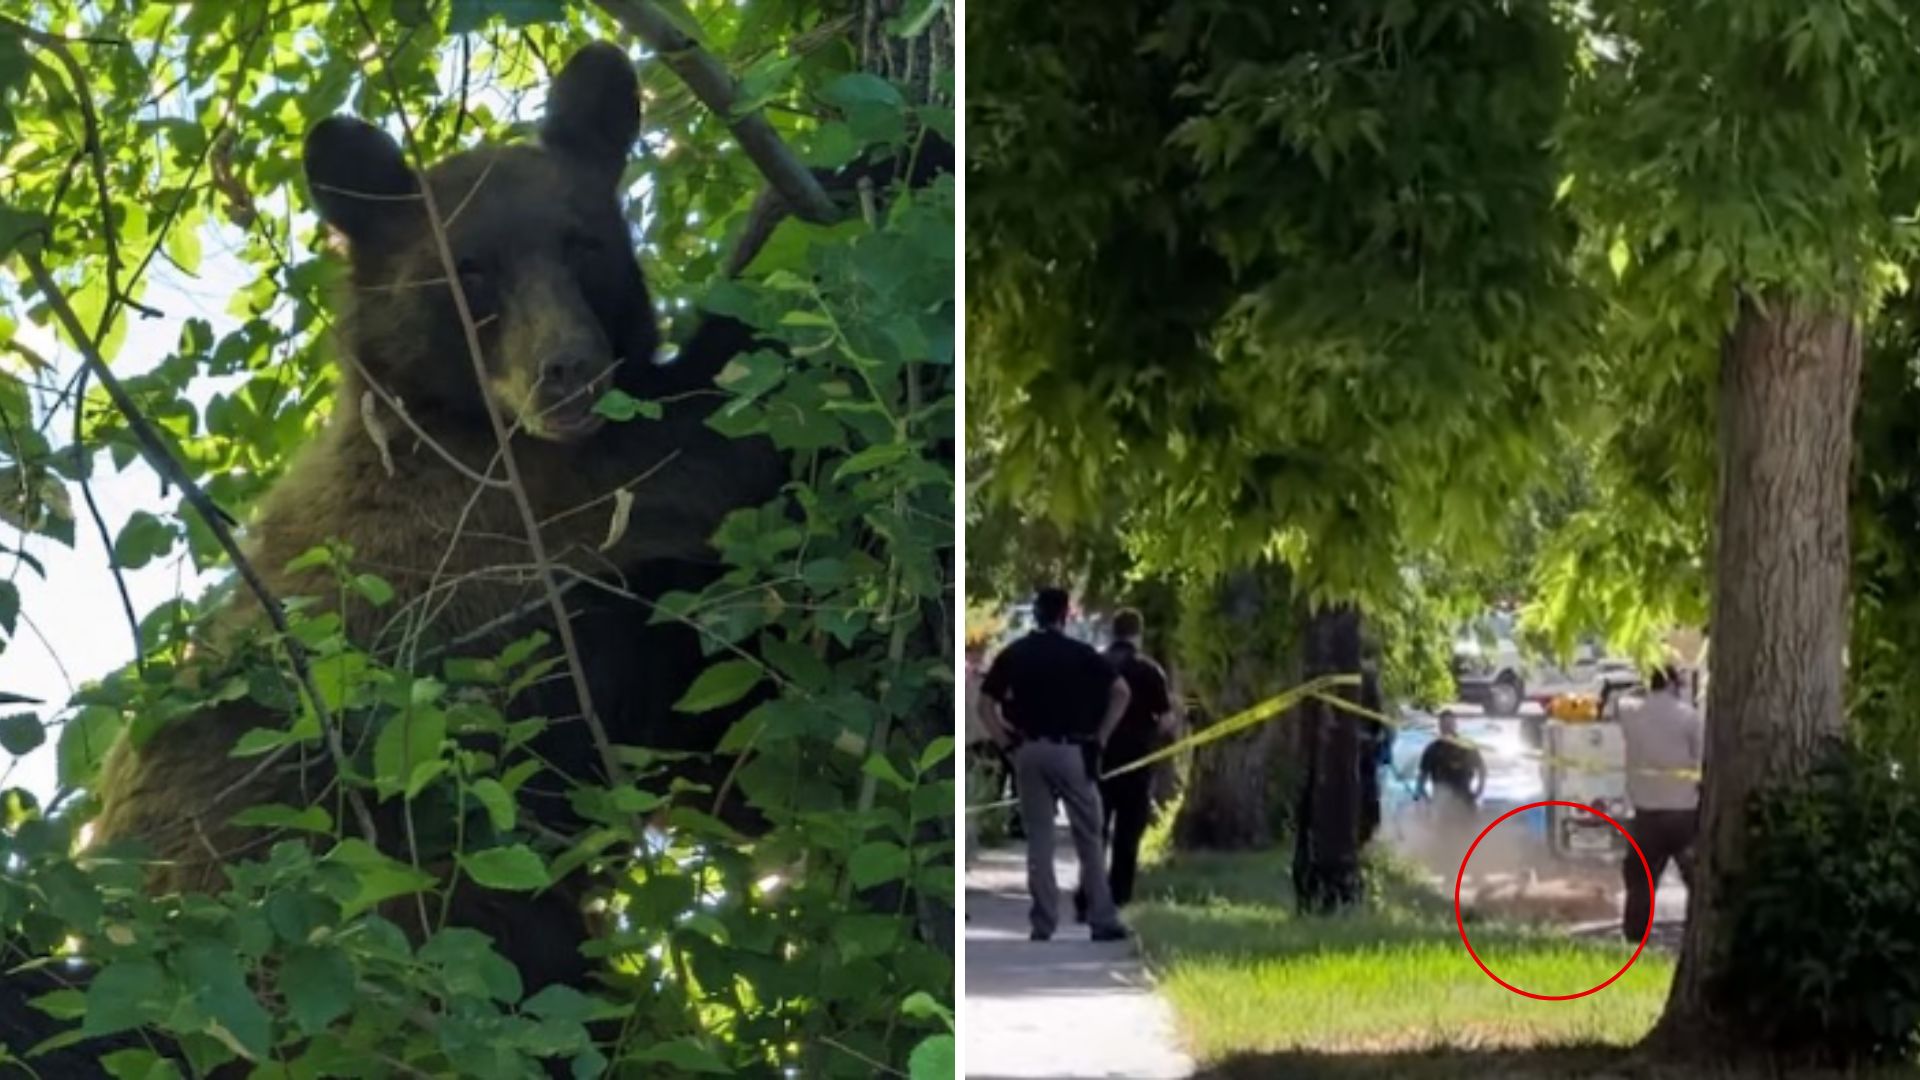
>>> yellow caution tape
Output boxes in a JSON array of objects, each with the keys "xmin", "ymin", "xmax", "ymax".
[{"xmin": 963, "ymin": 675, "xmax": 1699, "ymax": 816}]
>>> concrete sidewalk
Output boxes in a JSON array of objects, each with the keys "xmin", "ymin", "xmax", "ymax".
[{"xmin": 964, "ymin": 832, "xmax": 1194, "ymax": 1080}]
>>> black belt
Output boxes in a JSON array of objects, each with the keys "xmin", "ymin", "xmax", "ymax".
[{"xmin": 1021, "ymin": 733, "xmax": 1097, "ymax": 745}]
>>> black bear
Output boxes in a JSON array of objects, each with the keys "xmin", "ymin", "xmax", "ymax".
[{"xmin": 86, "ymin": 41, "xmax": 784, "ymax": 998}]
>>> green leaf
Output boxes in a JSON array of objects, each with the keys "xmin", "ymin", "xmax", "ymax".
[
  {"xmin": 179, "ymin": 941, "xmax": 271, "ymax": 1060},
  {"xmin": 848, "ymin": 840, "xmax": 910, "ymax": 888},
  {"xmin": 834, "ymin": 442, "xmax": 913, "ymax": 481},
  {"xmin": 899, "ymin": 991, "xmax": 953, "ymax": 1027},
  {"xmin": 0, "ymin": 203, "xmax": 47, "ymax": 260},
  {"xmin": 887, "ymin": 0, "xmax": 948, "ymax": 38},
  {"xmin": 461, "ymin": 844, "xmax": 551, "ymax": 891},
  {"xmin": 82, "ymin": 958, "xmax": 168, "ymax": 1039},
  {"xmin": 0, "ymin": 712, "xmax": 44, "ymax": 756},
  {"xmin": 470, "ymin": 777, "xmax": 518, "ymax": 831},
  {"xmin": 1608, "ymin": 236, "xmax": 1631, "ymax": 280},
  {"xmin": 862, "ymin": 754, "xmax": 912, "ymax": 791},
  {"xmin": 420, "ymin": 927, "xmax": 524, "ymax": 1004},
  {"xmin": 266, "ymin": 890, "xmax": 340, "ymax": 945},
  {"xmin": 446, "ymin": 0, "xmax": 567, "ymax": 34},
  {"xmin": 918, "ymin": 737, "xmax": 955, "ymax": 774},
  {"xmin": 621, "ymin": 1038, "xmax": 731, "ymax": 1074},
  {"xmin": 230, "ymin": 804, "xmax": 334, "ymax": 834},
  {"xmin": 908, "ymin": 1034, "xmax": 955, "ymax": 1080},
  {"xmin": 351, "ymin": 573, "xmax": 395, "ymax": 607},
  {"xmin": 112, "ymin": 511, "xmax": 175, "ymax": 571},
  {"xmin": 672, "ymin": 660, "xmax": 763, "ymax": 713},
  {"xmin": 804, "ymin": 121, "xmax": 862, "ymax": 169},
  {"xmin": 523, "ymin": 984, "xmax": 602, "ymax": 1024},
  {"xmin": 280, "ymin": 944, "xmax": 356, "ymax": 1035},
  {"xmin": 58, "ymin": 704, "xmax": 121, "ymax": 787},
  {"xmin": 0, "ymin": 579, "xmax": 19, "ymax": 638},
  {"xmin": 821, "ymin": 73, "xmax": 905, "ymax": 111},
  {"xmin": 833, "ymin": 913, "xmax": 901, "ymax": 960},
  {"xmin": 28, "ymin": 989, "xmax": 86, "ymax": 1021},
  {"xmin": 593, "ymin": 388, "xmax": 662, "ymax": 422},
  {"xmin": 325, "ymin": 839, "xmax": 437, "ymax": 918},
  {"xmin": 373, "ymin": 707, "xmax": 447, "ymax": 799},
  {"xmin": 100, "ymin": 1048, "xmax": 184, "ymax": 1080}
]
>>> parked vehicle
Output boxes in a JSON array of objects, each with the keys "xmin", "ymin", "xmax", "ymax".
[{"xmin": 1451, "ymin": 625, "xmax": 1528, "ymax": 716}]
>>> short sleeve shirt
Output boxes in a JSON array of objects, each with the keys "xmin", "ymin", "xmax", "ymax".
[
  {"xmin": 1619, "ymin": 692, "xmax": 1704, "ymax": 811},
  {"xmin": 1421, "ymin": 738, "xmax": 1483, "ymax": 799},
  {"xmin": 1103, "ymin": 642, "xmax": 1173, "ymax": 764},
  {"xmin": 980, "ymin": 630, "xmax": 1116, "ymax": 739}
]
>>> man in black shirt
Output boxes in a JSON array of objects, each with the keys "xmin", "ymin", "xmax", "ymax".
[
  {"xmin": 1418, "ymin": 709, "xmax": 1486, "ymax": 826},
  {"xmin": 979, "ymin": 587, "xmax": 1132, "ymax": 942},
  {"xmin": 1072, "ymin": 607, "xmax": 1174, "ymax": 916}
]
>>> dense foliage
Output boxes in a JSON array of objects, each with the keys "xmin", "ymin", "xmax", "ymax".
[
  {"xmin": 0, "ymin": 1, "xmax": 954, "ymax": 1076},
  {"xmin": 1722, "ymin": 738, "xmax": 1920, "ymax": 1064},
  {"xmin": 968, "ymin": 0, "xmax": 1589, "ymax": 610}
]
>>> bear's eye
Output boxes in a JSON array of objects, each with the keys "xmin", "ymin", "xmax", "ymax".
[{"xmin": 564, "ymin": 233, "xmax": 604, "ymax": 259}]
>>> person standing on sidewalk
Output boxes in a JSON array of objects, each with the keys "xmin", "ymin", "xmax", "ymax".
[
  {"xmin": 1619, "ymin": 664, "xmax": 1704, "ymax": 941},
  {"xmin": 977, "ymin": 587, "xmax": 1132, "ymax": 942},
  {"xmin": 1072, "ymin": 608, "xmax": 1176, "ymax": 919}
]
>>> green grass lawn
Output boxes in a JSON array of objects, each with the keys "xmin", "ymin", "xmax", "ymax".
[
  {"xmin": 1132, "ymin": 849, "xmax": 1920, "ymax": 1077},
  {"xmin": 1130, "ymin": 849, "xmax": 1696, "ymax": 1077}
]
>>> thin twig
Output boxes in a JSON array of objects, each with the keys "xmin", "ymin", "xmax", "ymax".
[
  {"xmin": 16, "ymin": 247, "xmax": 383, "ymax": 848},
  {"xmin": 70, "ymin": 370, "xmax": 145, "ymax": 674},
  {"xmin": 0, "ymin": 16, "xmax": 126, "ymax": 48},
  {"xmin": 591, "ymin": 0, "xmax": 839, "ymax": 223},
  {"xmin": 5, "ymin": 17, "xmax": 162, "ymax": 324},
  {"xmin": 343, "ymin": 352, "xmax": 510, "ymax": 489}
]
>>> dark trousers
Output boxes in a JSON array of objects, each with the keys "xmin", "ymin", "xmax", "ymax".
[
  {"xmin": 1074, "ymin": 766, "xmax": 1155, "ymax": 913},
  {"xmin": 1621, "ymin": 808, "xmax": 1696, "ymax": 941}
]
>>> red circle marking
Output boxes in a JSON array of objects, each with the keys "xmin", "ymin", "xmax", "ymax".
[{"xmin": 1452, "ymin": 799, "xmax": 1652, "ymax": 1000}]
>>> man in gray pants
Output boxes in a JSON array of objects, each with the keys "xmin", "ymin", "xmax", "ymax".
[{"xmin": 979, "ymin": 587, "xmax": 1133, "ymax": 941}]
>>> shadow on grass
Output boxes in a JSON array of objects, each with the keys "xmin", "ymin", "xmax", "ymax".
[
  {"xmin": 1129, "ymin": 849, "xmax": 1678, "ymax": 1067},
  {"xmin": 1192, "ymin": 1045, "xmax": 1914, "ymax": 1079},
  {"xmin": 1132, "ymin": 849, "xmax": 1622, "ymax": 966}
]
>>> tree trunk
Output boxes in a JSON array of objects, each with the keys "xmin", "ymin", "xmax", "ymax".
[
  {"xmin": 1294, "ymin": 603, "xmax": 1365, "ymax": 912},
  {"xmin": 1172, "ymin": 567, "xmax": 1301, "ymax": 850},
  {"xmin": 1650, "ymin": 291, "xmax": 1861, "ymax": 1050}
]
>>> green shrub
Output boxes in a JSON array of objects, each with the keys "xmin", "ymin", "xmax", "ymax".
[{"xmin": 1722, "ymin": 738, "xmax": 1920, "ymax": 1063}]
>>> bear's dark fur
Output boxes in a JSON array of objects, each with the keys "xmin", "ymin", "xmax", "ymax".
[
  {"xmin": 3, "ymin": 44, "xmax": 787, "ymax": 1076},
  {"xmin": 87, "ymin": 42, "xmax": 783, "ymax": 911}
]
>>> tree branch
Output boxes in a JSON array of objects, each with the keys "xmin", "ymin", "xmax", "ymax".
[
  {"xmin": 70, "ymin": 370, "xmax": 145, "ymax": 676},
  {"xmin": 16, "ymin": 246, "xmax": 383, "ymax": 849},
  {"xmin": 3, "ymin": 15, "xmax": 162, "ymax": 325},
  {"xmin": 591, "ymin": 0, "xmax": 840, "ymax": 224}
]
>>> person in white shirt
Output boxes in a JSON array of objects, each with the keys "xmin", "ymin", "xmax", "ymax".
[{"xmin": 1618, "ymin": 665, "xmax": 1704, "ymax": 941}]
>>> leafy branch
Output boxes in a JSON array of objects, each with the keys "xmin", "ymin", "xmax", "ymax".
[
  {"xmin": 16, "ymin": 245, "xmax": 383, "ymax": 848},
  {"xmin": 592, "ymin": 0, "xmax": 839, "ymax": 223}
]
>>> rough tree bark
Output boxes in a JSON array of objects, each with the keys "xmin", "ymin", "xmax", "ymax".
[
  {"xmin": 1172, "ymin": 567, "xmax": 1302, "ymax": 850},
  {"xmin": 1293, "ymin": 603, "xmax": 1365, "ymax": 912},
  {"xmin": 1650, "ymin": 290, "xmax": 1861, "ymax": 1051}
]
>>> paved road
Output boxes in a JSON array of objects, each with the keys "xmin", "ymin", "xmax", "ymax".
[
  {"xmin": 1382, "ymin": 712, "xmax": 1689, "ymax": 932},
  {"xmin": 964, "ymin": 833, "xmax": 1194, "ymax": 1080}
]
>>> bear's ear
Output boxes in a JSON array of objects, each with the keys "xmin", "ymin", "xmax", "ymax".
[
  {"xmin": 540, "ymin": 43, "xmax": 640, "ymax": 182},
  {"xmin": 303, "ymin": 117, "xmax": 420, "ymax": 243}
]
